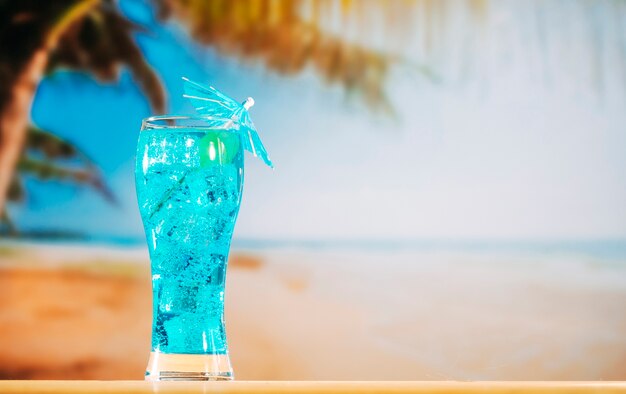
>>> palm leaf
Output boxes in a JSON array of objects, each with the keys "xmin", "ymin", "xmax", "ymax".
[
  {"xmin": 1, "ymin": 126, "xmax": 117, "ymax": 230},
  {"xmin": 154, "ymin": 0, "xmax": 398, "ymax": 109},
  {"xmin": 25, "ymin": 125, "xmax": 96, "ymax": 164},
  {"xmin": 45, "ymin": 0, "xmax": 100, "ymax": 50},
  {"xmin": 48, "ymin": 2, "xmax": 166, "ymax": 113},
  {"xmin": 0, "ymin": 207, "xmax": 17, "ymax": 235},
  {"xmin": 17, "ymin": 156, "xmax": 116, "ymax": 204},
  {"xmin": 6, "ymin": 177, "xmax": 25, "ymax": 203}
]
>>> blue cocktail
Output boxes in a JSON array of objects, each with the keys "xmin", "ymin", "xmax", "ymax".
[{"xmin": 136, "ymin": 116, "xmax": 244, "ymax": 380}]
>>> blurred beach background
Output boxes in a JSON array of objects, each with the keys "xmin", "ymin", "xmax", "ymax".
[{"xmin": 1, "ymin": 0, "xmax": 625, "ymax": 380}]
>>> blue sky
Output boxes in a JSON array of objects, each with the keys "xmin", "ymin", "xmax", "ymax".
[{"xmin": 12, "ymin": 0, "xmax": 626, "ymax": 241}]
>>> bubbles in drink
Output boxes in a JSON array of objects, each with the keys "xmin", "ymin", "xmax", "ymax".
[{"xmin": 136, "ymin": 129, "xmax": 243, "ymax": 354}]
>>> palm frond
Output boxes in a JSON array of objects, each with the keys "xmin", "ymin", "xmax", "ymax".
[
  {"xmin": 48, "ymin": 2, "xmax": 166, "ymax": 113},
  {"xmin": 7, "ymin": 177, "xmax": 25, "ymax": 203},
  {"xmin": 154, "ymin": 0, "xmax": 398, "ymax": 108},
  {"xmin": 25, "ymin": 125, "xmax": 95, "ymax": 164},
  {"xmin": 17, "ymin": 156, "xmax": 116, "ymax": 204},
  {"xmin": 45, "ymin": 0, "xmax": 100, "ymax": 50},
  {"xmin": 0, "ymin": 207, "xmax": 18, "ymax": 235}
]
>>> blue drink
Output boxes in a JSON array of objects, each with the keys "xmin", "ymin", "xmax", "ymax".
[{"xmin": 136, "ymin": 117, "xmax": 243, "ymax": 380}]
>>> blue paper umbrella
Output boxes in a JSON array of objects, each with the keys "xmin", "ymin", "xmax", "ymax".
[{"xmin": 182, "ymin": 77, "xmax": 273, "ymax": 168}]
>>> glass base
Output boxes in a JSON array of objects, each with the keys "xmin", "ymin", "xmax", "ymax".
[{"xmin": 145, "ymin": 352, "xmax": 233, "ymax": 381}]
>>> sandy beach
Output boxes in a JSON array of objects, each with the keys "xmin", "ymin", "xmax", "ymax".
[{"xmin": 0, "ymin": 242, "xmax": 625, "ymax": 380}]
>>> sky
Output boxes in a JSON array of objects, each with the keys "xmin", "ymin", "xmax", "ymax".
[{"xmin": 12, "ymin": 0, "xmax": 626, "ymax": 242}]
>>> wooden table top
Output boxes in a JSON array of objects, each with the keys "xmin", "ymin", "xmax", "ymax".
[{"xmin": 0, "ymin": 381, "xmax": 624, "ymax": 393}]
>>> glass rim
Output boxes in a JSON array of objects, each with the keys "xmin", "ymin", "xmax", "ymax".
[{"xmin": 141, "ymin": 115, "xmax": 240, "ymax": 131}]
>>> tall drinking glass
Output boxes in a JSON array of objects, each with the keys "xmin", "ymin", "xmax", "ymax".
[{"xmin": 135, "ymin": 115, "xmax": 243, "ymax": 381}]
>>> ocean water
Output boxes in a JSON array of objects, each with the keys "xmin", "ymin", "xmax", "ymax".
[
  {"xmin": 228, "ymin": 239, "xmax": 626, "ymax": 262},
  {"xmin": 24, "ymin": 236, "xmax": 626, "ymax": 263},
  {"xmin": 135, "ymin": 128, "xmax": 243, "ymax": 354}
]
